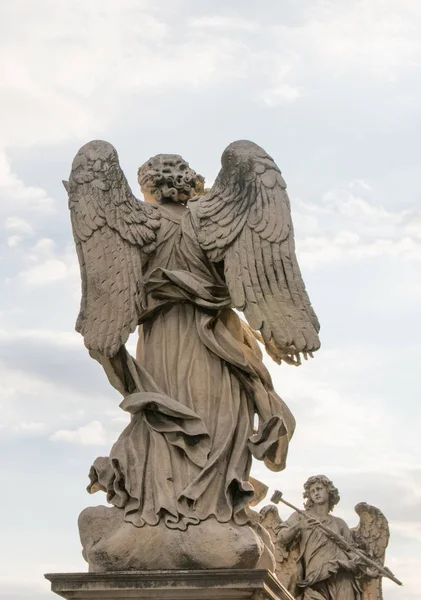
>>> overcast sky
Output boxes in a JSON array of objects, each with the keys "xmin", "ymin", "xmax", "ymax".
[{"xmin": 0, "ymin": 1, "xmax": 420, "ymax": 598}]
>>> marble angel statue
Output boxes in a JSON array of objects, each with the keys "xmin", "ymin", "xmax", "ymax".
[
  {"xmin": 65, "ymin": 139, "xmax": 320, "ymax": 572},
  {"xmin": 260, "ymin": 475, "xmax": 398, "ymax": 600}
]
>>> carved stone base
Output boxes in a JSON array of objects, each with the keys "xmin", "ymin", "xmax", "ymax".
[
  {"xmin": 78, "ymin": 506, "xmax": 276, "ymax": 572},
  {"xmin": 45, "ymin": 569, "xmax": 296, "ymax": 600}
]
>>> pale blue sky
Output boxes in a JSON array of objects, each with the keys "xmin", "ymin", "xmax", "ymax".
[{"xmin": 0, "ymin": 1, "xmax": 420, "ymax": 598}]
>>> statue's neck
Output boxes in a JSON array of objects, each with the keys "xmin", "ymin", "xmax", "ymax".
[
  {"xmin": 160, "ymin": 201, "xmax": 188, "ymax": 215},
  {"xmin": 143, "ymin": 190, "xmax": 188, "ymax": 216},
  {"xmin": 309, "ymin": 504, "xmax": 330, "ymax": 519},
  {"xmin": 159, "ymin": 201, "xmax": 188, "ymax": 224}
]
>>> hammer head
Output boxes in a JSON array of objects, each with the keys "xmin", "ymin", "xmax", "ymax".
[{"xmin": 271, "ymin": 490, "xmax": 283, "ymax": 504}]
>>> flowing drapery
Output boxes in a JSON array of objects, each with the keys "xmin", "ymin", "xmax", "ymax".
[{"xmin": 88, "ymin": 206, "xmax": 295, "ymax": 529}]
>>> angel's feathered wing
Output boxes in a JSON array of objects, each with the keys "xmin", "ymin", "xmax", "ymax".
[
  {"xmin": 67, "ymin": 140, "xmax": 160, "ymax": 357},
  {"xmin": 194, "ymin": 140, "xmax": 320, "ymax": 364},
  {"xmin": 351, "ymin": 502, "xmax": 390, "ymax": 600},
  {"xmin": 259, "ymin": 505, "xmax": 301, "ymax": 597}
]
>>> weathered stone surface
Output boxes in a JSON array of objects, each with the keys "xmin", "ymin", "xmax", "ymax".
[
  {"xmin": 45, "ymin": 568, "xmax": 295, "ymax": 600},
  {"xmin": 79, "ymin": 506, "xmax": 275, "ymax": 572},
  {"xmin": 260, "ymin": 475, "xmax": 397, "ymax": 600},
  {"xmin": 65, "ymin": 139, "xmax": 320, "ymax": 572}
]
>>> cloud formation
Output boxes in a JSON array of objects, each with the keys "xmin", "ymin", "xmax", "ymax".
[
  {"xmin": 293, "ymin": 180, "xmax": 421, "ymax": 267},
  {"xmin": 1, "ymin": 1, "xmax": 420, "ymax": 599},
  {"xmin": 50, "ymin": 420, "xmax": 108, "ymax": 446}
]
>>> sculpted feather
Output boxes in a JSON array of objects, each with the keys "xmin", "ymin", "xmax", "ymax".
[
  {"xmin": 351, "ymin": 502, "xmax": 391, "ymax": 600},
  {"xmin": 194, "ymin": 139, "xmax": 320, "ymax": 364},
  {"xmin": 65, "ymin": 140, "xmax": 160, "ymax": 357}
]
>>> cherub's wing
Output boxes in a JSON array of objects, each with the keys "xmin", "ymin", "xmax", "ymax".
[
  {"xmin": 351, "ymin": 502, "xmax": 390, "ymax": 600},
  {"xmin": 195, "ymin": 140, "xmax": 320, "ymax": 365},
  {"xmin": 67, "ymin": 140, "xmax": 161, "ymax": 357},
  {"xmin": 259, "ymin": 505, "xmax": 301, "ymax": 596}
]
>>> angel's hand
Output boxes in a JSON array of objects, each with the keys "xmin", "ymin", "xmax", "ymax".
[
  {"xmin": 365, "ymin": 567, "xmax": 380, "ymax": 578},
  {"xmin": 297, "ymin": 516, "xmax": 318, "ymax": 531},
  {"xmin": 349, "ymin": 554, "xmax": 378, "ymax": 577}
]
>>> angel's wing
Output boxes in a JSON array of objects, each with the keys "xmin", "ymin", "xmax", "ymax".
[
  {"xmin": 194, "ymin": 140, "xmax": 320, "ymax": 364},
  {"xmin": 259, "ymin": 505, "xmax": 301, "ymax": 596},
  {"xmin": 351, "ymin": 502, "xmax": 390, "ymax": 600},
  {"xmin": 67, "ymin": 140, "xmax": 161, "ymax": 357}
]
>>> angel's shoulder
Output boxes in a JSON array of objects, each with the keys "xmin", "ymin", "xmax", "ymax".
[
  {"xmin": 186, "ymin": 197, "xmax": 199, "ymax": 223},
  {"xmin": 334, "ymin": 515, "xmax": 349, "ymax": 526},
  {"xmin": 279, "ymin": 511, "xmax": 301, "ymax": 528},
  {"xmin": 330, "ymin": 515, "xmax": 351, "ymax": 534}
]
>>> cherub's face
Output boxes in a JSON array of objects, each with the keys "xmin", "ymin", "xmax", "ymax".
[{"xmin": 309, "ymin": 482, "xmax": 329, "ymax": 506}]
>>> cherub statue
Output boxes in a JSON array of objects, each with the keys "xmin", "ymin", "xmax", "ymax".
[
  {"xmin": 65, "ymin": 140, "xmax": 320, "ymax": 572},
  {"xmin": 260, "ymin": 475, "xmax": 396, "ymax": 600}
]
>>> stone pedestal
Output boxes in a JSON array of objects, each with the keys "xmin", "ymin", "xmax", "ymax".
[{"xmin": 45, "ymin": 569, "xmax": 295, "ymax": 600}]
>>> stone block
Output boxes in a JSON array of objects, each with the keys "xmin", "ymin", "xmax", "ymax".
[{"xmin": 45, "ymin": 569, "xmax": 295, "ymax": 600}]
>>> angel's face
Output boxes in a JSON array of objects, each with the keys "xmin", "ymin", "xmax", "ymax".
[{"xmin": 309, "ymin": 482, "xmax": 329, "ymax": 506}]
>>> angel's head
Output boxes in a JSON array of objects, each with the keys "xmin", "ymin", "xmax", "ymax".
[
  {"xmin": 138, "ymin": 154, "xmax": 204, "ymax": 205},
  {"xmin": 303, "ymin": 475, "xmax": 340, "ymax": 513}
]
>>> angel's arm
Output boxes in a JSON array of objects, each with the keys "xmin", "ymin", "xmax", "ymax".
[
  {"xmin": 276, "ymin": 512, "xmax": 303, "ymax": 545},
  {"xmin": 277, "ymin": 524, "xmax": 300, "ymax": 546}
]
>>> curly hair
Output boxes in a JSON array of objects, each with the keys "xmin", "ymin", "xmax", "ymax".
[
  {"xmin": 138, "ymin": 154, "xmax": 203, "ymax": 204},
  {"xmin": 303, "ymin": 475, "xmax": 340, "ymax": 513}
]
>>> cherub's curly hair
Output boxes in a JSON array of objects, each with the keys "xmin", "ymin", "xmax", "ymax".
[
  {"xmin": 303, "ymin": 475, "xmax": 340, "ymax": 513},
  {"xmin": 138, "ymin": 154, "xmax": 204, "ymax": 204}
]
